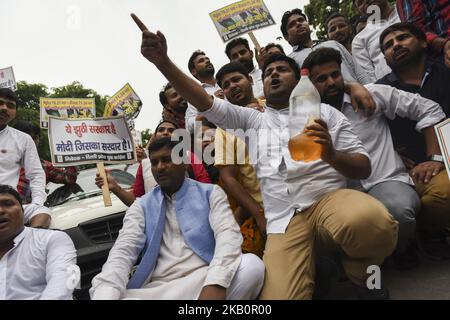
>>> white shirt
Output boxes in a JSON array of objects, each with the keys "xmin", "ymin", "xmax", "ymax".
[
  {"xmin": 201, "ymin": 97, "xmax": 368, "ymax": 234},
  {"xmin": 289, "ymin": 40, "xmax": 372, "ymax": 85},
  {"xmin": 0, "ymin": 227, "xmax": 78, "ymax": 300},
  {"xmin": 90, "ymin": 184, "xmax": 243, "ymax": 300},
  {"xmin": 0, "ymin": 126, "xmax": 46, "ymax": 206},
  {"xmin": 352, "ymin": 8, "xmax": 400, "ymax": 83},
  {"xmin": 341, "ymin": 84, "xmax": 446, "ymax": 190},
  {"xmin": 250, "ymin": 68, "xmax": 264, "ymax": 99},
  {"xmin": 186, "ymin": 82, "xmax": 222, "ymax": 133}
]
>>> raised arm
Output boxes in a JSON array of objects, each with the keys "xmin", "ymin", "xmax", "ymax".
[{"xmin": 131, "ymin": 14, "xmax": 213, "ymax": 112}]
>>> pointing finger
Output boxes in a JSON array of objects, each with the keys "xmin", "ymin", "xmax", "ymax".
[{"xmin": 131, "ymin": 13, "xmax": 149, "ymax": 32}]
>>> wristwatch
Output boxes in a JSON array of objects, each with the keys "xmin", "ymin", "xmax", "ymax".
[{"xmin": 428, "ymin": 154, "xmax": 444, "ymax": 163}]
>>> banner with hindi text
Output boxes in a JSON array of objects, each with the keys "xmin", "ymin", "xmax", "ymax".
[{"xmin": 48, "ymin": 116, "xmax": 136, "ymax": 167}]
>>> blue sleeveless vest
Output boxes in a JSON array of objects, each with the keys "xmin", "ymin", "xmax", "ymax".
[{"xmin": 127, "ymin": 178, "xmax": 216, "ymax": 289}]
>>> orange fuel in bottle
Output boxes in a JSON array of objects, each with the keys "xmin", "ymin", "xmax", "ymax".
[{"xmin": 288, "ymin": 132, "xmax": 322, "ymax": 162}]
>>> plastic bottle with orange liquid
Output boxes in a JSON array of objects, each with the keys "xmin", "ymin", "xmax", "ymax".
[{"xmin": 288, "ymin": 68, "xmax": 322, "ymax": 162}]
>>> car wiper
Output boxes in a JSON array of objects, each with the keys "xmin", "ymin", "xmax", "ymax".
[{"xmin": 52, "ymin": 190, "xmax": 103, "ymax": 206}]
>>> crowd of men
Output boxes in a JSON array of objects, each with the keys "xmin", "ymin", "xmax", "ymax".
[{"xmin": 1, "ymin": 0, "xmax": 449, "ymax": 300}]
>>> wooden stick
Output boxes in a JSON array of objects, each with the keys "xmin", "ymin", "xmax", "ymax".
[
  {"xmin": 97, "ymin": 162, "xmax": 112, "ymax": 207},
  {"xmin": 248, "ymin": 31, "xmax": 261, "ymax": 52}
]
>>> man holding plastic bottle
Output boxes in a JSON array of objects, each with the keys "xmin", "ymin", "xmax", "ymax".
[{"xmin": 130, "ymin": 13, "xmax": 398, "ymax": 300}]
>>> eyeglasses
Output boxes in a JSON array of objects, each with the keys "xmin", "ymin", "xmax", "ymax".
[{"xmin": 0, "ymin": 98, "xmax": 16, "ymax": 109}]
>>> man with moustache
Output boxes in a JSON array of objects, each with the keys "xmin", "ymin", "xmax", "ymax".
[
  {"xmin": 352, "ymin": 0, "xmax": 400, "ymax": 82},
  {"xmin": 130, "ymin": 13, "xmax": 399, "ymax": 299},
  {"xmin": 225, "ymin": 37, "xmax": 265, "ymax": 99},
  {"xmin": 0, "ymin": 184, "xmax": 79, "ymax": 299},
  {"xmin": 185, "ymin": 50, "xmax": 222, "ymax": 133},
  {"xmin": 90, "ymin": 137, "xmax": 264, "ymax": 300},
  {"xmin": 395, "ymin": 0, "xmax": 449, "ymax": 67},
  {"xmin": 303, "ymin": 47, "xmax": 446, "ymax": 268},
  {"xmin": 281, "ymin": 8, "xmax": 371, "ymax": 85},
  {"xmin": 377, "ymin": 23, "xmax": 450, "ymax": 259},
  {"xmin": 325, "ymin": 12, "xmax": 354, "ymax": 53},
  {"xmin": 159, "ymin": 82, "xmax": 188, "ymax": 128}
]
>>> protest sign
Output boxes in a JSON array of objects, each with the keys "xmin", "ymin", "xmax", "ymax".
[
  {"xmin": 0, "ymin": 66, "xmax": 17, "ymax": 91},
  {"xmin": 40, "ymin": 98, "xmax": 95, "ymax": 129},
  {"xmin": 48, "ymin": 116, "xmax": 136, "ymax": 167},
  {"xmin": 103, "ymin": 83, "xmax": 142, "ymax": 129},
  {"xmin": 435, "ymin": 118, "xmax": 450, "ymax": 180},
  {"xmin": 209, "ymin": 0, "xmax": 275, "ymax": 42}
]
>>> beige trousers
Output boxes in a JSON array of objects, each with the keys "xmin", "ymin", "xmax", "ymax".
[
  {"xmin": 259, "ymin": 189, "xmax": 398, "ymax": 300},
  {"xmin": 415, "ymin": 171, "xmax": 450, "ymax": 235}
]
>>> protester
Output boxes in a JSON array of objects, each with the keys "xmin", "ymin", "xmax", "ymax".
[
  {"xmin": 225, "ymin": 37, "xmax": 264, "ymax": 99},
  {"xmin": 281, "ymin": 8, "xmax": 371, "ymax": 84},
  {"xmin": 325, "ymin": 12, "xmax": 354, "ymax": 53},
  {"xmin": 185, "ymin": 50, "xmax": 222, "ymax": 133},
  {"xmin": 90, "ymin": 137, "xmax": 264, "ymax": 300},
  {"xmin": 159, "ymin": 82, "xmax": 187, "ymax": 128},
  {"xmin": 377, "ymin": 23, "xmax": 450, "ymax": 259},
  {"xmin": 303, "ymin": 47, "xmax": 446, "ymax": 268},
  {"xmin": 0, "ymin": 184, "xmax": 79, "ymax": 299},
  {"xmin": 95, "ymin": 120, "xmax": 211, "ymax": 206},
  {"xmin": 0, "ymin": 88, "xmax": 50, "ymax": 228},
  {"xmin": 256, "ymin": 43, "xmax": 286, "ymax": 69}
]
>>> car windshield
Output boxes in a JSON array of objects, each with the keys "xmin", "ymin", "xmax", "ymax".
[{"xmin": 46, "ymin": 163, "xmax": 139, "ymax": 207}]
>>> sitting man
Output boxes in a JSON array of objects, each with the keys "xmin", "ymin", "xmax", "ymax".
[
  {"xmin": 90, "ymin": 137, "xmax": 264, "ymax": 300},
  {"xmin": 0, "ymin": 184, "xmax": 79, "ymax": 299},
  {"xmin": 130, "ymin": 14, "xmax": 398, "ymax": 300},
  {"xmin": 303, "ymin": 47, "xmax": 446, "ymax": 269},
  {"xmin": 0, "ymin": 88, "xmax": 50, "ymax": 228},
  {"xmin": 377, "ymin": 22, "xmax": 450, "ymax": 259}
]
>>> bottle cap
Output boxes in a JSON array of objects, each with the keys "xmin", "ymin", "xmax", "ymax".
[{"xmin": 300, "ymin": 68, "xmax": 309, "ymax": 76}]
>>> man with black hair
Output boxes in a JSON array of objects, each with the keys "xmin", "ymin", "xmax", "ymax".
[
  {"xmin": 281, "ymin": 8, "xmax": 371, "ymax": 85},
  {"xmin": 395, "ymin": 0, "xmax": 449, "ymax": 67},
  {"xmin": 91, "ymin": 137, "xmax": 264, "ymax": 300},
  {"xmin": 159, "ymin": 83, "xmax": 187, "ymax": 128},
  {"xmin": 0, "ymin": 184, "xmax": 79, "ymax": 299},
  {"xmin": 352, "ymin": 0, "xmax": 400, "ymax": 82},
  {"xmin": 303, "ymin": 47, "xmax": 447, "ymax": 268},
  {"xmin": 377, "ymin": 23, "xmax": 450, "ymax": 259},
  {"xmin": 185, "ymin": 50, "xmax": 222, "ymax": 133},
  {"xmin": 325, "ymin": 12, "xmax": 353, "ymax": 53},
  {"xmin": 130, "ymin": 13, "xmax": 398, "ymax": 299},
  {"xmin": 354, "ymin": 15, "xmax": 368, "ymax": 35},
  {"xmin": 95, "ymin": 120, "xmax": 211, "ymax": 207},
  {"xmin": 0, "ymin": 88, "xmax": 49, "ymax": 228},
  {"xmin": 225, "ymin": 37, "xmax": 264, "ymax": 100}
]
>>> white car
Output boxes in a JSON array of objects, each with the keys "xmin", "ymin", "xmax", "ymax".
[{"xmin": 47, "ymin": 163, "xmax": 139, "ymax": 299}]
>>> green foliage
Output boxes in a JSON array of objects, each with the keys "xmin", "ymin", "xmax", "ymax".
[{"xmin": 304, "ymin": 0, "xmax": 358, "ymax": 41}]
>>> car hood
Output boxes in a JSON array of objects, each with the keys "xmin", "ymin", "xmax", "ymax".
[{"xmin": 49, "ymin": 194, "xmax": 129, "ymax": 230}]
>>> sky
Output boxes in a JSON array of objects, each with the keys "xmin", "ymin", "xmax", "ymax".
[{"xmin": 1, "ymin": 0, "xmax": 309, "ymax": 132}]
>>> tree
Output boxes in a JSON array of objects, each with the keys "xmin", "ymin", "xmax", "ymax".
[
  {"xmin": 13, "ymin": 81, "xmax": 110, "ymax": 161},
  {"xmin": 140, "ymin": 128, "xmax": 153, "ymax": 148},
  {"xmin": 304, "ymin": 0, "xmax": 358, "ymax": 41},
  {"xmin": 50, "ymin": 81, "xmax": 108, "ymax": 117},
  {"xmin": 15, "ymin": 81, "xmax": 50, "ymax": 110}
]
